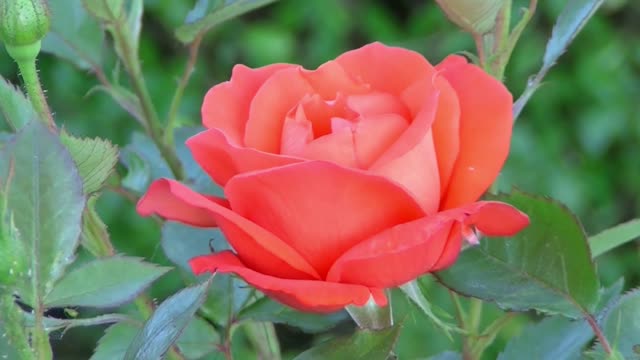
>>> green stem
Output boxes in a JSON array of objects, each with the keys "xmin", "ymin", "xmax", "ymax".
[
  {"xmin": 164, "ymin": 34, "xmax": 203, "ymax": 146},
  {"xmin": 470, "ymin": 313, "xmax": 516, "ymax": 355},
  {"xmin": 243, "ymin": 322, "xmax": 281, "ymax": 360},
  {"xmin": 468, "ymin": 298, "xmax": 483, "ymax": 333}
]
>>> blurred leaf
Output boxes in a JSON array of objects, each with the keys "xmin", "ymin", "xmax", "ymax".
[
  {"xmin": 43, "ymin": 2, "xmax": 105, "ymax": 70},
  {"xmin": 24, "ymin": 312, "xmax": 134, "ymax": 333},
  {"xmin": 589, "ymin": 218, "xmax": 640, "ymax": 258},
  {"xmin": 543, "ymin": 0, "xmax": 605, "ymax": 70},
  {"xmin": 81, "ymin": 196, "xmax": 115, "ymax": 257},
  {"xmin": 293, "ymin": 325, "xmax": 401, "ymax": 360},
  {"xmin": 499, "ymin": 279, "xmax": 623, "ymax": 360},
  {"xmin": 0, "ymin": 295, "xmax": 32, "ymax": 359},
  {"xmin": 124, "ymin": 279, "xmax": 212, "ymax": 360},
  {"xmin": 399, "ymin": 280, "xmax": 457, "ymax": 339},
  {"xmin": 591, "ymin": 289, "xmax": 640, "ymax": 358},
  {"xmin": 44, "ymin": 256, "xmax": 170, "ymax": 308},
  {"xmin": 237, "ymin": 296, "xmax": 346, "ymax": 333},
  {"xmin": 0, "ymin": 121, "xmax": 85, "ymax": 307},
  {"xmin": 127, "ymin": 0, "xmax": 144, "ymax": 53},
  {"xmin": 91, "ymin": 322, "xmax": 138, "ymax": 360},
  {"xmin": 427, "ymin": 352, "xmax": 462, "ymax": 360},
  {"xmin": 120, "ymin": 150, "xmax": 151, "ymax": 193},
  {"xmin": 60, "ymin": 132, "xmax": 119, "ymax": 195},
  {"xmin": 436, "ymin": 191, "xmax": 600, "ymax": 318},
  {"xmin": 176, "ymin": 0, "xmax": 278, "ymax": 43},
  {"xmin": 82, "ymin": 0, "xmax": 125, "ymax": 21},
  {"xmin": 176, "ymin": 316, "xmax": 220, "ymax": 359},
  {"xmin": 174, "ymin": 126, "xmax": 223, "ymax": 196},
  {"xmin": 0, "ymin": 77, "xmax": 36, "ymax": 131},
  {"xmin": 88, "ymin": 84, "xmax": 144, "ymax": 125}
]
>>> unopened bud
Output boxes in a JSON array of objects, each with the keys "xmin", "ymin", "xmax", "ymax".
[
  {"xmin": 436, "ymin": 0, "xmax": 506, "ymax": 35},
  {"xmin": 0, "ymin": 0, "xmax": 50, "ymax": 47}
]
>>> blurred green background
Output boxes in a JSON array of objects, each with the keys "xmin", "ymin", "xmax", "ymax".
[{"xmin": 1, "ymin": 0, "xmax": 639, "ymax": 358}]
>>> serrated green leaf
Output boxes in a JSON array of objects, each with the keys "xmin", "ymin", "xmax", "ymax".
[
  {"xmin": 176, "ymin": 316, "xmax": 220, "ymax": 359},
  {"xmin": 237, "ymin": 296, "xmax": 346, "ymax": 333},
  {"xmin": 81, "ymin": 196, "xmax": 115, "ymax": 258},
  {"xmin": 175, "ymin": 0, "xmax": 278, "ymax": 43},
  {"xmin": 60, "ymin": 132, "xmax": 119, "ymax": 195},
  {"xmin": 294, "ymin": 325, "xmax": 401, "ymax": 360},
  {"xmin": 124, "ymin": 280, "xmax": 212, "ymax": 360},
  {"xmin": 0, "ymin": 121, "xmax": 85, "ymax": 307},
  {"xmin": 436, "ymin": 191, "xmax": 600, "ymax": 318},
  {"xmin": 44, "ymin": 257, "xmax": 171, "ymax": 308},
  {"xmin": 0, "ymin": 76, "xmax": 37, "ymax": 132},
  {"xmin": 91, "ymin": 323, "xmax": 139, "ymax": 360},
  {"xmin": 592, "ymin": 289, "xmax": 640, "ymax": 358},
  {"xmin": 589, "ymin": 218, "xmax": 640, "ymax": 258},
  {"xmin": 42, "ymin": 2, "xmax": 105, "ymax": 70}
]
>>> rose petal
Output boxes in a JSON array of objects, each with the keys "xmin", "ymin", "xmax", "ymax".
[
  {"xmin": 186, "ymin": 128, "xmax": 303, "ymax": 186},
  {"xmin": 301, "ymin": 60, "xmax": 370, "ymax": 99},
  {"xmin": 190, "ymin": 251, "xmax": 387, "ymax": 313},
  {"xmin": 352, "ymin": 113, "xmax": 409, "ymax": 169},
  {"xmin": 370, "ymin": 90, "xmax": 441, "ymax": 213},
  {"xmin": 335, "ymin": 42, "xmax": 435, "ymax": 95},
  {"xmin": 137, "ymin": 179, "xmax": 320, "ymax": 280},
  {"xmin": 224, "ymin": 161, "xmax": 425, "ymax": 277},
  {"xmin": 436, "ymin": 56, "xmax": 514, "ymax": 209},
  {"xmin": 347, "ymin": 92, "xmax": 411, "ymax": 119},
  {"xmin": 326, "ymin": 201, "xmax": 529, "ymax": 288},
  {"xmin": 202, "ymin": 64, "xmax": 295, "ymax": 145}
]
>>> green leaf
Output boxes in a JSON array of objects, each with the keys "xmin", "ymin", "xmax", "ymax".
[
  {"xmin": 60, "ymin": 132, "xmax": 119, "ymax": 195},
  {"xmin": 44, "ymin": 257, "xmax": 171, "ymax": 308},
  {"xmin": 0, "ymin": 76, "xmax": 37, "ymax": 132},
  {"xmin": 436, "ymin": 191, "xmax": 600, "ymax": 318},
  {"xmin": 0, "ymin": 121, "xmax": 85, "ymax": 307},
  {"xmin": 124, "ymin": 280, "xmax": 212, "ymax": 360},
  {"xmin": 542, "ymin": 0, "xmax": 605, "ymax": 70},
  {"xmin": 589, "ymin": 219, "xmax": 640, "ymax": 258},
  {"xmin": 237, "ymin": 296, "xmax": 346, "ymax": 333},
  {"xmin": 42, "ymin": 1, "xmax": 105, "ymax": 70},
  {"xmin": 428, "ymin": 352, "xmax": 462, "ymax": 360},
  {"xmin": 176, "ymin": 316, "xmax": 220, "ymax": 359},
  {"xmin": 121, "ymin": 132, "xmax": 171, "ymax": 193},
  {"xmin": 293, "ymin": 325, "xmax": 401, "ymax": 360},
  {"xmin": 91, "ymin": 323, "xmax": 139, "ymax": 360},
  {"xmin": 176, "ymin": 0, "xmax": 278, "ymax": 43},
  {"xmin": 82, "ymin": 0, "xmax": 125, "ymax": 21},
  {"xmin": 87, "ymin": 84, "xmax": 144, "ymax": 124},
  {"xmin": 127, "ymin": 0, "xmax": 144, "ymax": 53},
  {"xmin": 80, "ymin": 196, "xmax": 115, "ymax": 257},
  {"xmin": 0, "ymin": 294, "xmax": 32, "ymax": 359},
  {"xmin": 592, "ymin": 289, "xmax": 640, "ymax": 358}
]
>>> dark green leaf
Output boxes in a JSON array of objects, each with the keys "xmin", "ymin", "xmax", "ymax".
[
  {"xmin": 87, "ymin": 84, "xmax": 144, "ymax": 124},
  {"xmin": 0, "ymin": 121, "xmax": 85, "ymax": 307},
  {"xmin": 0, "ymin": 76, "xmax": 36, "ymax": 131},
  {"xmin": 238, "ymin": 296, "xmax": 346, "ymax": 333},
  {"xmin": 91, "ymin": 323, "xmax": 139, "ymax": 360},
  {"xmin": 60, "ymin": 132, "xmax": 119, "ymax": 195},
  {"xmin": 436, "ymin": 191, "xmax": 599, "ymax": 317},
  {"xmin": 80, "ymin": 196, "xmax": 114, "ymax": 257},
  {"xmin": 293, "ymin": 325, "xmax": 401, "ymax": 360},
  {"xmin": 124, "ymin": 280, "xmax": 212, "ymax": 360},
  {"xmin": 176, "ymin": 0, "xmax": 278, "ymax": 43},
  {"xmin": 44, "ymin": 257, "xmax": 171, "ymax": 308},
  {"xmin": 121, "ymin": 132, "xmax": 171, "ymax": 193},
  {"xmin": 592, "ymin": 289, "xmax": 640, "ymax": 358},
  {"xmin": 42, "ymin": 1, "xmax": 105, "ymax": 70},
  {"xmin": 24, "ymin": 312, "xmax": 134, "ymax": 333},
  {"xmin": 176, "ymin": 317, "xmax": 220, "ymax": 359},
  {"xmin": 82, "ymin": 0, "xmax": 125, "ymax": 21},
  {"xmin": 589, "ymin": 218, "xmax": 640, "ymax": 257}
]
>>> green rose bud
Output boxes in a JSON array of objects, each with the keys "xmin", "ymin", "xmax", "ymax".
[
  {"xmin": 0, "ymin": 0, "xmax": 50, "ymax": 46},
  {"xmin": 436, "ymin": 0, "xmax": 506, "ymax": 35}
]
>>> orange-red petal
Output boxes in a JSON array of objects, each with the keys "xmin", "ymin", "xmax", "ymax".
[
  {"xmin": 137, "ymin": 179, "xmax": 320, "ymax": 280},
  {"xmin": 190, "ymin": 251, "xmax": 387, "ymax": 313},
  {"xmin": 436, "ymin": 56, "xmax": 514, "ymax": 209},
  {"xmin": 224, "ymin": 161, "xmax": 425, "ymax": 277},
  {"xmin": 325, "ymin": 201, "xmax": 529, "ymax": 288}
]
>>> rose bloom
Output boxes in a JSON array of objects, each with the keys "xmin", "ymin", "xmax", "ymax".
[{"xmin": 138, "ymin": 43, "xmax": 529, "ymax": 313}]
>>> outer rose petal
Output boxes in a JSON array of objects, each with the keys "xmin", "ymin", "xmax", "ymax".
[
  {"xmin": 325, "ymin": 201, "xmax": 529, "ymax": 288},
  {"xmin": 335, "ymin": 42, "xmax": 435, "ymax": 95},
  {"xmin": 186, "ymin": 128, "xmax": 303, "ymax": 186},
  {"xmin": 224, "ymin": 161, "xmax": 425, "ymax": 277},
  {"xmin": 137, "ymin": 179, "xmax": 320, "ymax": 280},
  {"xmin": 202, "ymin": 64, "xmax": 295, "ymax": 145},
  {"xmin": 436, "ymin": 56, "xmax": 514, "ymax": 209},
  {"xmin": 190, "ymin": 251, "xmax": 387, "ymax": 313}
]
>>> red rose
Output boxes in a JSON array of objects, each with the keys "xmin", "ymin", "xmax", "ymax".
[{"xmin": 138, "ymin": 43, "xmax": 529, "ymax": 313}]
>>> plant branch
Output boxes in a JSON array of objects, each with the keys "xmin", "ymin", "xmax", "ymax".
[
  {"xmin": 165, "ymin": 34, "xmax": 204, "ymax": 146},
  {"xmin": 16, "ymin": 57, "xmax": 55, "ymax": 130},
  {"xmin": 585, "ymin": 312, "xmax": 612, "ymax": 355}
]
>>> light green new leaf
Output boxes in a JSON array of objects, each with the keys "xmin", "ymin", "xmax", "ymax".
[
  {"xmin": 124, "ymin": 280, "xmax": 212, "ymax": 360},
  {"xmin": 0, "ymin": 294, "xmax": 32, "ymax": 359},
  {"xmin": 60, "ymin": 132, "xmax": 119, "ymax": 195},
  {"xmin": 44, "ymin": 257, "xmax": 171, "ymax": 308},
  {"xmin": 294, "ymin": 325, "xmax": 401, "ymax": 360},
  {"xmin": 91, "ymin": 323, "xmax": 139, "ymax": 360},
  {"xmin": 589, "ymin": 218, "xmax": 640, "ymax": 258},
  {"xmin": 176, "ymin": 0, "xmax": 278, "ymax": 43},
  {"xmin": 0, "ymin": 121, "xmax": 85, "ymax": 307},
  {"xmin": 0, "ymin": 77, "xmax": 37, "ymax": 132},
  {"xmin": 80, "ymin": 196, "xmax": 114, "ymax": 258},
  {"xmin": 237, "ymin": 296, "xmax": 346, "ymax": 333},
  {"xmin": 42, "ymin": 2, "xmax": 105, "ymax": 70},
  {"xmin": 436, "ymin": 191, "xmax": 600, "ymax": 318}
]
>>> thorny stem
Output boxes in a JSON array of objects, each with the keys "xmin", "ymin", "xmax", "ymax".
[
  {"xmin": 16, "ymin": 58, "xmax": 55, "ymax": 130},
  {"xmin": 585, "ymin": 312, "xmax": 613, "ymax": 355},
  {"xmin": 165, "ymin": 34, "xmax": 204, "ymax": 146}
]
